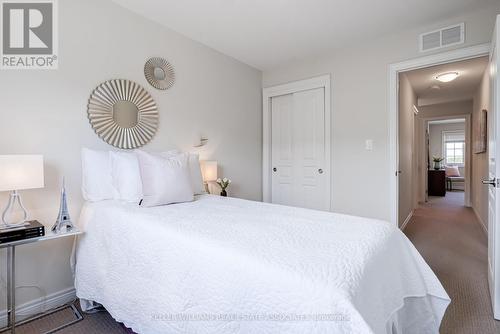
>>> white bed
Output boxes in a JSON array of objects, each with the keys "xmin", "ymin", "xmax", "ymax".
[{"xmin": 75, "ymin": 195, "xmax": 450, "ymax": 334}]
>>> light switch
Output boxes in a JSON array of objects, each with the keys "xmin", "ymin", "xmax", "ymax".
[{"xmin": 365, "ymin": 139, "xmax": 373, "ymax": 151}]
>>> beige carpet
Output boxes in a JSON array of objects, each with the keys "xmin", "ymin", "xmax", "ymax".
[
  {"xmin": 404, "ymin": 191, "xmax": 500, "ymax": 333},
  {"xmin": 0, "ymin": 303, "xmax": 127, "ymax": 334}
]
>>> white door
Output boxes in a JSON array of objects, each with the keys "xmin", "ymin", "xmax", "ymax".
[
  {"xmin": 271, "ymin": 93, "xmax": 294, "ymax": 206},
  {"xmin": 486, "ymin": 14, "xmax": 500, "ymax": 319},
  {"xmin": 271, "ymin": 88, "xmax": 328, "ymax": 211}
]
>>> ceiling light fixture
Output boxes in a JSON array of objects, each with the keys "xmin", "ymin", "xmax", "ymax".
[{"xmin": 435, "ymin": 72, "xmax": 459, "ymax": 83}]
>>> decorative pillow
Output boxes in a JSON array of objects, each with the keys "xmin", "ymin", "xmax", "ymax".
[
  {"xmin": 136, "ymin": 151, "xmax": 194, "ymax": 207},
  {"xmin": 161, "ymin": 149, "xmax": 180, "ymax": 158},
  {"xmin": 81, "ymin": 148, "xmax": 114, "ymax": 201},
  {"xmin": 160, "ymin": 151, "xmax": 205, "ymax": 195},
  {"xmin": 109, "ymin": 151, "xmax": 143, "ymax": 203},
  {"xmin": 445, "ymin": 166, "xmax": 461, "ymax": 177}
]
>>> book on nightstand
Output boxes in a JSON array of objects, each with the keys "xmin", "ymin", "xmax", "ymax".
[{"xmin": 0, "ymin": 220, "xmax": 45, "ymax": 244}]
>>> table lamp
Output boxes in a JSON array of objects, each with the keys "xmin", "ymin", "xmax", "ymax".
[
  {"xmin": 0, "ymin": 155, "xmax": 44, "ymax": 229},
  {"xmin": 200, "ymin": 161, "xmax": 217, "ymax": 194}
]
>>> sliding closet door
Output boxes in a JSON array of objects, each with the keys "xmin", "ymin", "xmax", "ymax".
[
  {"xmin": 293, "ymin": 88, "xmax": 326, "ymax": 210},
  {"xmin": 271, "ymin": 88, "xmax": 327, "ymax": 210},
  {"xmin": 271, "ymin": 94, "xmax": 294, "ymax": 206}
]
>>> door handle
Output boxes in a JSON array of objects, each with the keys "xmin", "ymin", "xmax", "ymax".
[
  {"xmin": 273, "ymin": 167, "xmax": 277, "ymax": 172},
  {"xmin": 318, "ymin": 168, "xmax": 323, "ymax": 174},
  {"xmin": 482, "ymin": 178, "xmax": 497, "ymax": 186}
]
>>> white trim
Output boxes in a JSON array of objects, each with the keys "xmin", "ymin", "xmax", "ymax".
[
  {"xmin": 262, "ymin": 75, "xmax": 331, "ymax": 210},
  {"xmin": 0, "ymin": 287, "xmax": 75, "ymax": 327},
  {"xmin": 400, "ymin": 210, "xmax": 414, "ymax": 231},
  {"xmin": 472, "ymin": 205, "xmax": 488, "ymax": 236},
  {"xmin": 389, "ymin": 43, "xmax": 490, "ymax": 226}
]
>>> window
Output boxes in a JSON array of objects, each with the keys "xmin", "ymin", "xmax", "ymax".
[{"xmin": 443, "ymin": 131, "xmax": 465, "ymax": 165}]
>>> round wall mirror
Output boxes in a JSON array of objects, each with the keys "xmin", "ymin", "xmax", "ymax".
[
  {"xmin": 112, "ymin": 100, "xmax": 139, "ymax": 128},
  {"xmin": 153, "ymin": 67, "xmax": 166, "ymax": 80},
  {"xmin": 144, "ymin": 57, "xmax": 175, "ymax": 90},
  {"xmin": 87, "ymin": 79, "xmax": 159, "ymax": 149}
]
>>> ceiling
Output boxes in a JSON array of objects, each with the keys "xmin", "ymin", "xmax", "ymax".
[
  {"xmin": 111, "ymin": 0, "xmax": 496, "ymax": 70},
  {"xmin": 405, "ymin": 56, "xmax": 489, "ymax": 106}
]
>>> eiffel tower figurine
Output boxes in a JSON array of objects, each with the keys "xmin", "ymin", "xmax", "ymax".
[{"xmin": 52, "ymin": 177, "xmax": 74, "ymax": 233}]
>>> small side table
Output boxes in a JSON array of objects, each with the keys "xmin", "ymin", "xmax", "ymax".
[
  {"xmin": 428, "ymin": 169, "xmax": 446, "ymax": 196},
  {"xmin": 0, "ymin": 228, "xmax": 84, "ymax": 334}
]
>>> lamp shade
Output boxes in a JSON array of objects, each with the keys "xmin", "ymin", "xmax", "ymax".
[
  {"xmin": 200, "ymin": 160, "xmax": 218, "ymax": 182},
  {"xmin": 0, "ymin": 155, "xmax": 44, "ymax": 192}
]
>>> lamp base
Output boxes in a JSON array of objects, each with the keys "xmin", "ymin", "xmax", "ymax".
[{"xmin": 1, "ymin": 190, "xmax": 30, "ymax": 230}]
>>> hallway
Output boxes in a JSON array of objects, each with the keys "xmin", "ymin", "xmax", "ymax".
[{"xmin": 404, "ymin": 192, "xmax": 500, "ymax": 333}]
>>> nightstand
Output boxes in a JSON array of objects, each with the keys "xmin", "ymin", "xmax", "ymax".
[
  {"xmin": 0, "ymin": 228, "xmax": 83, "ymax": 334},
  {"xmin": 428, "ymin": 169, "xmax": 446, "ymax": 196}
]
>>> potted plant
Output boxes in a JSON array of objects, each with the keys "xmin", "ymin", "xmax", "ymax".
[
  {"xmin": 432, "ymin": 156, "xmax": 444, "ymax": 170},
  {"xmin": 216, "ymin": 178, "xmax": 231, "ymax": 197}
]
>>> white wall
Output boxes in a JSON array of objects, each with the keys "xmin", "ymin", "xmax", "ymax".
[
  {"xmin": 262, "ymin": 3, "xmax": 500, "ymax": 221},
  {"xmin": 0, "ymin": 0, "xmax": 262, "ymax": 314},
  {"xmin": 428, "ymin": 122, "xmax": 466, "ymax": 164},
  {"xmin": 472, "ymin": 67, "xmax": 490, "ymax": 231},
  {"xmin": 398, "ymin": 74, "xmax": 417, "ymax": 226}
]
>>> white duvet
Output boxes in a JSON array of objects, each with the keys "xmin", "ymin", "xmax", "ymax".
[{"xmin": 75, "ymin": 195, "xmax": 450, "ymax": 334}]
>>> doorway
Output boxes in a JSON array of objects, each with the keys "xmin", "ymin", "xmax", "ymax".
[
  {"xmin": 262, "ymin": 75, "xmax": 331, "ymax": 211},
  {"xmin": 390, "ymin": 41, "xmax": 500, "ymax": 327},
  {"xmin": 388, "ymin": 43, "xmax": 490, "ymax": 226},
  {"xmin": 424, "ymin": 116, "xmax": 469, "ymax": 206},
  {"xmin": 397, "ymin": 56, "xmax": 487, "ymax": 228}
]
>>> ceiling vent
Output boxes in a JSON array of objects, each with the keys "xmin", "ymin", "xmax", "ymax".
[{"xmin": 419, "ymin": 23, "xmax": 464, "ymax": 52}]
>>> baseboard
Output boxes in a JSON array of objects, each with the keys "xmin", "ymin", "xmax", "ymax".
[
  {"xmin": 472, "ymin": 206, "xmax": 488, "ymax": 236},
  {"xmin": 0, "ymin": 287, "xmax": 75, "ymax": 327},
  {"xmin": 400, "ymin": 210, "xmax": 414, "ymax": 231}
]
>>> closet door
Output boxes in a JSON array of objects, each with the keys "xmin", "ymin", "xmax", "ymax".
[
  {"xmin": 271, "ymin": 88, "xmax": 327, "ymax": 210},
  {"xmin": 271, "ymin": 93, "xmax": 294, "ymax": 206},
  {"xmin": 292, "ymin": 88, "xmax": 326, "ymax": 210}
]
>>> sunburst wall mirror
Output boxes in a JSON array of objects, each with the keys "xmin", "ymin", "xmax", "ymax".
[
  {"xmin": 87, "ymin": 79, "xmax": 159, "ymax": 149},
  {"xmin": 144, "ymin": 57, "xmax": 175, "ymax": 90}
]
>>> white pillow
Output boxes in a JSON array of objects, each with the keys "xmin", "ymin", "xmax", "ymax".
[
  {"xmin": 187, "ymin": 153, "xmax": 205, "ymax": 195},
  {"xmin": 160, "ymin": 151, "xmax": 205, "ymax": 195},
  {"xmin": 136, "ymin": 151, "xmax": 194, "ymax": 206},
  {"xmin": 161, "ymin": 149, "xmax": 180, "ymax": 157},
  {"xmin": 109, "ymin": 151, "xmax": 143, "ymax": 203},
  {"xmin": 81, "ymin": 148, "xmax": 113, "ymax": 201}
]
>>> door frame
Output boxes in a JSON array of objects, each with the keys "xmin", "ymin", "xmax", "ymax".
[
  {"xmin": 262, "ymin": 74, "xmax": 331, "ymax": 208},
  {"xmin": 418, "ymin": 114, "xmax": 472, "ymax": 206},
  {"xmin": 489, "ymin": 15, "xmax": 500, "ymax": 318},
  {"xmin": 389, "ymin": 43, "xmax": 490, "ymax": 226}
]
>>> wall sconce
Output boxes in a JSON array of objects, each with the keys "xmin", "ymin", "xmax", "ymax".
[
  {"xmin": 193, "ymin": 137, "xmax": 209, "ymax": 148},
  {"xmin": 200, "ymin": 160, "xmax": 217, "ymax": 194}
]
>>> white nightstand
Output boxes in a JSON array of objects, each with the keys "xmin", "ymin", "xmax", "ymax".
[{"xmin": 0, "ymin": 227, "xmax": 83, "ymax": 334}]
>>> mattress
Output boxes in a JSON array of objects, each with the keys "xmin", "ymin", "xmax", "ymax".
[{"xmin": 75, "ymin": 195, "xmax": 450, "ymax": 334}]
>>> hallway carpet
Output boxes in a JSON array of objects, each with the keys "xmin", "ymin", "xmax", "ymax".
[{"xmin": 404, "ymin": 191, "xmax": 500, "ymax": 333}]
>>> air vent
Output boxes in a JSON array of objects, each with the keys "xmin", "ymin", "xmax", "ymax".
[{"xmin": 419, "ymin": 23, "xmax": 464, "ymax": 52}]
